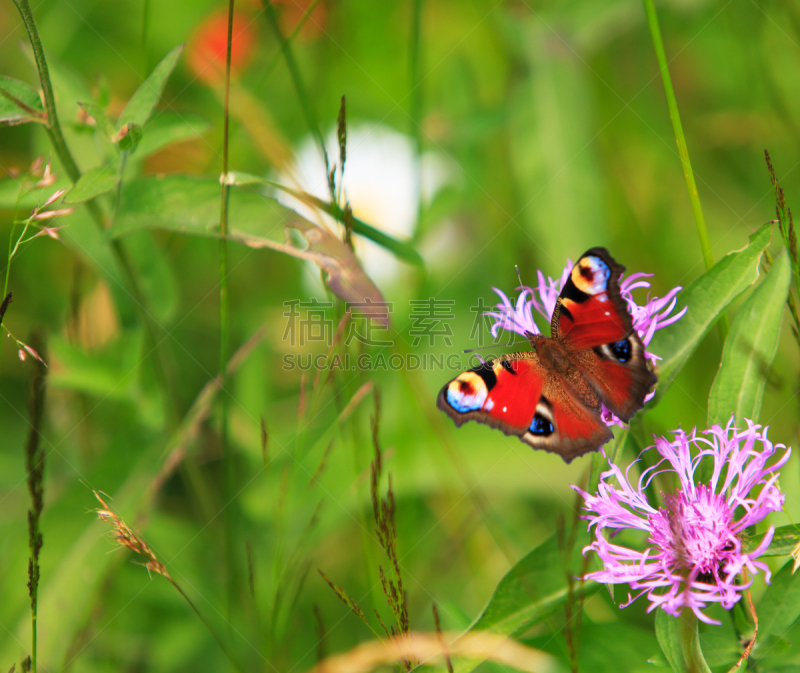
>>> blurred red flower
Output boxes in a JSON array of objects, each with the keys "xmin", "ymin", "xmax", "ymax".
[{"xmin": 188, "ymin": 10, "xmax": 258, "ymax": 83}]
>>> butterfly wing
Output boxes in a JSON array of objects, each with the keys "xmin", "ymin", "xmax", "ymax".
[
  {"xmin": 552, "ymin": 247, "xmax": 656, "ymax": 421},
  {"xmin": 437, "ymin": 353, "xmax": 613, "ymax": 462}
]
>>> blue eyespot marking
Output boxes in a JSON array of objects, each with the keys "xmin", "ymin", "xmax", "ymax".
[
  {"xmin": 610, "ymin": 339, "xmax": 631, "ymax": 363},
  {"xmin": 446, "ymin": 374, "xmax": 487, "ymax": 412},
  {"xmin": 572, "ymin": 256, "xmax": 611, "ymax": 295},
  {"xmin": 530, "ymin": 414, "xmax": 554, "ymax": 436}
]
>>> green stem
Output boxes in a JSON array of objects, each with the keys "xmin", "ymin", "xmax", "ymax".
[
  {"xmin": 409, "ymin": 0, "xmax": 424, "ymax": 229},
  {"xmin": 262, "ymin": 0, "xmax": 332, "ymax": 201},
  {"xmin": 171, "ymin": 581, "xmax": 245, "ymax": 673},
  {"xmin": 220, "ymin": 0, "xmax": 236, "ymax": 640},
  {"xmin": 642, "ymin": 0, "xmax": 711, "ymax": 270},
  {"xmin": 642, "ymin": 0, "xmax": 728, "ymax": 340}
]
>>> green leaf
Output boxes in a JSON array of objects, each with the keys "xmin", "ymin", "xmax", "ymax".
[
  {"xmin": 708, "ymin": 250, "xmax": 791, "ymax": 426},
  {"xmin": 132, "ymin": 112, "xmax": 210, "ymax": 159},
  {"xmin": 468, "ymin": 532, "xmax": 593, "ymax": 636},
  {"xmin": 451, "ymin": 531, "xmax": 599, "ymax": 672},
  {"xmin": 108, "ymin": 176, "xmax": 389, "ymax": 323},
  {"xmin": 117, "ymin": 44, "xmax": 183, "ymax": 131},
  {"xmin": 0, "ymin": 75, "xmax": 45, "ymax": 125},
  {"xmin": 63, "ymin": 161, "xmax": 120, "ymax": 204},
  {"xmin": 751, "ymin": 634, "xmax": 791, "ymax": 660},
  {"xmin": 228, "ymin": 173, "xmax": 424, "ymax": 266},
  {"xmin": 754, "ymin": 558, "xmax": 800, "ymax": 648},
  {"xmin": 656, "ymin": 611, "xmax": 686, "ymax": 673},
  {"xmin": 649, "ymin": 222, "xmax": 773, "ymax": 402},
  {"xmin": 77, "ymin": 100, "xmax": 116, "ymax": 140},
  {"xmin": 109, "ymin": 175, "xmax": 289, "ymax": 242},
  {"xmin": 117, "ymin": 122, "xmax": 143, "ymax": 152},
  {"xmin": 655, "ymin": 611, "xmax": 712, "ymax": 673},
  {"xmin": 749, "ymin": 524, "xmax": 800, "ymax": 558}
]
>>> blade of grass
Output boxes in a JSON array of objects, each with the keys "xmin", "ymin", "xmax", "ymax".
[
  {"xmin": 262, "ymin": 0, "xmax": 334, "ymax": 202},
  {"xmin": 220, "ymin": 0, "xmax": 238, "ymax": 645},
  {"xmin": 642, "ymin": 0, "xmax": 728, "ymax": 340},
  {"xmin": 409, "ymin": 0, "xmax": 424, "ymax": 230}
]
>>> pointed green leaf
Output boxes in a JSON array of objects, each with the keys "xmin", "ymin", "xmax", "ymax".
[
  {"xmin": 708, "ymin": 250, "xmax": 791, "ymax": 426},
  {"xmin": 63, "ymin": 161, "xmax": 120, "ymax": 204},
  {"xmin": 649, "ymin": 222, "xmax": 773, "ymax": 402},
  {"xmin": 132, "ymin": 112, "xmax": 210, "ymax": 159},
  {"xmin": 0, "ymin": 75, "xmax": 44, "ymax": 125},
  {"xmin": 108, "ymin": 175, "xmax": 290, "ymax": 241},
  {"xmin": 117, "ymin": 44, "xmax": 183, "ymax": 131},
  {"xmin": 468, "ymin": 532, "xmax": 594, "ymax": 636},
  {"xmin": 754, "ymin": 558, "xmax": 800, "ymax": 649},
  {"xmin": 749, "ymin": 524, "xmax": 800, "ymax": 557},
  {"xmin": 452, "ymin": 531, "xmax": 599, "ymax": 672},
  {"xmin": 117, "ymin": 122, "xmax": 143, "ymax": 152},
  {"xmin": 77, "ymin": 100, "xmax": 116, "ymax": 140}
]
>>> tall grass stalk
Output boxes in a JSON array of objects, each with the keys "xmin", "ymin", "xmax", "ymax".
[
  {"xmin": 642, "ymin": 0, "xmax": 712, "ymax": 270},
  {"xmin": 11, "ymin": 0, "xmax": 180, "ymax": 422},
  {"xmin": 642, "ymin": 0, "xmax": 728, "ymax": 340},
  {"xmin": 219, "ymin": 0, "xmax": 237, "ymax": 639},
  {"xmin": 262, "ymin": 0, "xmax": 333, "ymax": 202},
  {"xmin": 25, "ymin": 337, "xmax": 47, "ymax": 673},
  {"xmin": 409, "ymin": 0, "xmax": 424, "ymax": 229}
]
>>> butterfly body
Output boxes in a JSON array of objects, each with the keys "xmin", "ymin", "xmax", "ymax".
[{"xmin": 437, "ymin": 248, "xmax": 656, "ymax": 462}]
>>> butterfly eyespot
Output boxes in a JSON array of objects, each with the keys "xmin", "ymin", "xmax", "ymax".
[
  {"xmin": 530, "ymin": 414, "xmax": 554, "ymax": 436},
  {"xmin": 446, "ymin": 372, "xmax": 488, "ymax": 412},
  {"xmin": 571, "ymin": 256, "xmax": 611, "ymax": 295},
  {"xmin": 610, "ymin": 339, "xmax": 632, "ymax": 363}
]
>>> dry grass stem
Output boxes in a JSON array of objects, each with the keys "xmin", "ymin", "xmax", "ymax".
[{"xmin": 302, "ymin": 631, "xmax": 556, "ymax": 673}]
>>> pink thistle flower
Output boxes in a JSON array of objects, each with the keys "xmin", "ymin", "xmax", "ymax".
[
  {"xmin": 573, "ymin": 418, "xmax": 790, "ymax": 625},
  {"xmin": 485, "ymin": 259, "xmax": 687, "ymax": 427}
]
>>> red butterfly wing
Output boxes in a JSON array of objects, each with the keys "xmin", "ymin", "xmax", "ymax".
[
  {"xmin": 437, "ymin": 356, "xmax": 543, "ymax": 434},
  {"xmin": 553, "ymin": 248, "xmax": 657, "ymax": 420},
  {"xmin": 437, "ymin": 354, "xmax": 613, "ymax": 462},
  {"xmin": 551, "ymin": 247, "xmax": 631, "ymax": 348}
]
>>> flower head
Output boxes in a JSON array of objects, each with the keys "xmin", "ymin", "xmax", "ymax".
[{"xmin": 573, "ymin": 418, "xmax": 790, "ymax": 624}]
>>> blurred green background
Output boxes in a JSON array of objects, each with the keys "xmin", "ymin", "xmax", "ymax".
[{"xmin": 1, "ymin": 0, "xmax": 799, "ymax": 671}]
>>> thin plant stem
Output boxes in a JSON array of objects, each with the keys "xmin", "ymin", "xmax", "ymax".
[
  {"xmin": 409, "ymin": 0, "xmax": 424, "ymax": 230},
  {"xmin": 220, "ymin": 0, "xmax": 237, "ymax": 639},
  {"xmin": 642, "ymin": 0, "xmax": 728, "ymax": 341},
  {"xmin": 262, "ymin": 0, "xmax": 333, "ymax": 202},
  {"xmin": 12, "ymin": 0, "xmax": 182, "ymax": 424},
  {"xmin": 254, "ymin": 0, "xmax": 322, "ymax": 92}
]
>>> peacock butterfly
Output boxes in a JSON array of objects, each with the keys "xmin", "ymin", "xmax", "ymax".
[{"xmin": 437, "ymin": 248, "xmax": 656, "ymax": 463}]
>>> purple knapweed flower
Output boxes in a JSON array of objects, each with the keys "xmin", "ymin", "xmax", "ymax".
[
  {"xmin": 484, "ymin": 259, "xmax": 686, "ymax": 426},
  {"xmin": 573, "ymin": 418, "xmax": 790, "ymax": 624}
]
